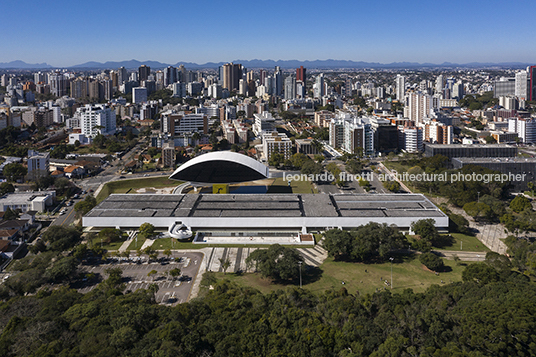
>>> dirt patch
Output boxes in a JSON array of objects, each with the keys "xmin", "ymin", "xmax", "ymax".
[{"xmin": 136, "ymin": 187, "xmax": 176, "ymax": 194}]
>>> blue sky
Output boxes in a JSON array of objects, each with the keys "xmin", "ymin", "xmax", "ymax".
[{"xmin": 3, "ymin": 0, "xmax": 535, "ymax": 67}]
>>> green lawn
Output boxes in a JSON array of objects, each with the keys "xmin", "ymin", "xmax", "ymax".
[
  {"xmin": 208, "ymin": 255, "xmax": 470, "ymax": 296},
  {"xmin": 434, "ymin": 233, "xmax": 490, "ymax": 252},
  {"xmin": 89, "ymin": 236, "xmax": 126, "ymax": 251},
  {"xmin": 269, "ymin": 177, "xmax": 318, "ymax": 194},
  {"xmin": 127, "ymin": 237, "xmax": 146, "ymax": 251}
]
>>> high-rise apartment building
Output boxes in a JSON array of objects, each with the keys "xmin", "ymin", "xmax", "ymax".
[
  {"xmin": 404, "ymin": 91, "xmax": 433, "ymax": 125},
  {"xmin": 273, "ymin": 66, "xmax": 283, "ymax": 97},
  {"xmin": 27, "ymin": 150, "xmax": 50, "ymax": 179},
  {"xmin": 262, "ymin": 132, "xmax": 292, "ymax": 161},
  {"xmin": 396, "ymin": 74, "xmax": 405, "ymax": 101},
  {"xmin": 118, "ymin": 67, "xmax": 128, "ymax": 86},
  {"xmin": 313, "ymin": 73, "xmax": 325, "ymax": 98},
  {"xmin": 132, "ymin": 87, "xmax": 148, "ymax": 104},
  {"xmin": 398, "ymin": 126, "xmax": 423, "ymax": 153},
  {"xmin": 160, "ymin": 110, "xmax": 208, "ymax": 137},
  {"xmin": 164, "ymin": 66, "xmax": 178, "ymax": 86},
  {"xmin": 49, "ymin": 73, "xmax": 67, "ymax": 97},
  {"xmin": 529, "ymin": 66, "xmax": 536, "ymax": 101},
  {"xmin": 70, "ymin": 77, "xmax": 88, "ymax": 99},
  {"xmin": 515, "ymin": 70, "xmax": 529, "ymax": 100},
  {"xmin": 284, "ymin": 76, "xmax": 296, "ymax": 100},
  {"xmin": 296, "ymin": 66, "xmax": 306, "ymax": 83},
  {"xmin": 508, "ymin": 117, "xmax": 536, "ymax": 144},
  {"xmin": 78, "ymin": 104, "xmax": 116, "ymax": 138},
  {"xmin": 222, "ymin": 62, "xmax": 242, "ymax": 91},
  {"xmin": 138, "ymin": 65, "xmax": 151, "ymax": 83}
]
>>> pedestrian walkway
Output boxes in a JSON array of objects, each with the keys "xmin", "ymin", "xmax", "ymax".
[
  {"xmin": 141, "ymin": 238, "xmax": 155, "ymax": 250},
  {"xmin": 118, "ymin": 231, "xmax": 137, "ymax": 252},
  {"xmin": 434, "ymin": 250, "xmax": 487, "ymax": 262},
  {"xmin": 203, "ymin": 246, "xmax": 328, "ymax": 273}
]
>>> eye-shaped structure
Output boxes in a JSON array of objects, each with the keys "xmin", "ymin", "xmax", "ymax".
[{"xmin": 169, "ymin": 151, "xmax": 269, "ymax": 184}]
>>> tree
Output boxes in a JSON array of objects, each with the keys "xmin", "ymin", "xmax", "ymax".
[
  {"xmin": 449, "ymin": 213, "xmax": 470, "ymax": 234},
  {"xmin": 147, "ymin": 270, "xmax": 158, "ymax": 281},
  {"xmin": 74, "ymin": 195, "xmax": 97, "ymax": 216},
  {"xmin": 3, "ymin": 207, "xmax": 19, "ymax": 220},
  {"xmin": 98, "ymin": 228, "xmax": 124, "ymax": 244},
  {"xmin": 411, "ymin": 219, "xmax": 439, "ymax": 243},
  {"xmin": 419, "ymin": 252, "xmax": 444, "ymax": 271},
  {"xmin": 462, "ymin": 262, "xmax": 500, "ymax": 284},
  {"xmin": 301, "ymin": 160, "xmax": 323, "ymax": 177},
  {"xmin": 268, "ymin": 152, "xmax": 285, "ymax": 168},
  {"xmin": 510, "ymin": 195, "xmax": 532, "ymax": 213},
  {"xmin": 169, "ymin": 268, "xmax": 181, "ymax": 280},
  {"xmin": 383, "ymin": 180, "xmax": 400, "ymax": 192},
  {"xmin": 139, "ymin": 223, "xmax": 155, "ymax": 239},
  {"xmin": 463, "ymin": 201, "xmax": 492, "ymax": 221},
  {"xmin": 0, "ymin": 182, "xmax": 15, "ymax": 196},
  {"xmin": 104, "ymin": 267, "xmax": 123, "ymax": 289},
  {"xmin": 45, "ymin": 256, "xmax": 78, "ymax": 283},
  {"xmin": 246, "ymin": 244, "xmax": 303, "ymax": 281},
  {"xmin": 290, "ymin": 153, "xmax": 308, "ymax": 170},
  {"xmin": 345, "ymin": 159, "xmax": 362, "ymax": 175},
  {"xmin": 54, "ymin": 177, "xmax": 70, "ymax": 194},
  {"xmin": 163, "ymin": 249, "xmax": 172, "ymax": 260},
  {"xmin": 42, "ymin": 225, "xmax": 82, "ymax": 251},
  {"xmin": 323, "ymin": 229, "xmax": 353, "ymax": 260},
  {"xmin": 219, "ymin": 258, "xmax": 231, "ymax": 275},
  {"xmin": 3, "ymin": 163, "xmax": 27, "ymax": 182}
]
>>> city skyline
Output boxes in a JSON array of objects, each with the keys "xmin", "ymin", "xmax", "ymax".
[{"xmin": 3, "ymin": 0, "xmax": 535, "ymax": 67}]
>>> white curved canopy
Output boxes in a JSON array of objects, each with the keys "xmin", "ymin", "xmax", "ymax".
[{"xmin": 169, "ymin": 151, "xmax": 269, "ymax": 184}]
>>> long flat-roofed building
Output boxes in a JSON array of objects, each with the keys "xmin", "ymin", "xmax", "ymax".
[
  {"xmin": 452, "ymin": 157, "xmax": 535, "ymax": 190},
  {"xmin": 83, "ymin": 193, "xmax": 448, "ymax": 238},
  {"xmin": 424, "ymin": 143, "xmax": 517, "ymax": 159}
]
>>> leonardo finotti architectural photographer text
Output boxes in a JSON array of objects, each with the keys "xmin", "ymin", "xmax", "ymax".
[{"xmin": 283, "ymin": 170, "xmax": 527, "ymax": 184}]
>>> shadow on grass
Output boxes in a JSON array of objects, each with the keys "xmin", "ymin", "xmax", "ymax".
[
  {"xmin": 260, "ymin": 266, "xmax": 324, "ymax": 287},
  {"xmin": 267, "ymin": 185, "xmax": 293, "ymax": 194},
  {"xmin": 332, "ymin": 250, "xmax": 417, "ymax": 264},
  {"xmin": 433, "ymin": 235, "xmax": 456, "ymax": 249}
]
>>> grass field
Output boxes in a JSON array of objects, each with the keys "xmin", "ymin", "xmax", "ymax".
[
  {"xmin": 269, "ymin": 177, "xmax": 318, "ymax": 194},
  {"xmin": 435, "ymin": 233, "xmax": 490, "ymax": 252},
  {"xmin": 209, "ymin": 254, "xmax": 470, "ymax": 296},
  {"xmin": 127, "ymin": 237, "xmax": 147, "ymax": 251},
  {"xmin": 89, "ymin": 236, "xmax": 126, "ymax": 251},
  {"xmin": 96, "ymin": 176, "xmax": 181, "ymax": 203}
]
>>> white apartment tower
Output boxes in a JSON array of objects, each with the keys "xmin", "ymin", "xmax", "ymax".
[
  {"xmin": 404, "ymin": 91, "xmax": 433, "ymax": 125},
  {"xmin": 78, "ymin": 104, "xmax": 116, "ymax": 138},
  {"xmin": 284, "ymin": 76, "xmax": 296, "ymax": 100},
  {"xmin": 515, "ymin": 70, "xmax": 529, "ymax": 100},
  {"xmin": 396, "ymin": 74, "xmax": 406, "ymax": 101},
  {"xmin": 508, "ymin": 117, "xmax": 536, "ymax": 144},
  {"xmin": 313, "ymin": 74, "xmax": 325, "ymax": 98}
]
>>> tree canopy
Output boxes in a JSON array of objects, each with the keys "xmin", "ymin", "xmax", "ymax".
[
  {"xmin": 246, "ymin": 244, "xmax": 303, "ymax": 281},
  {"xmin": 323, "ymin": 223, "xmax": 407, "ymax": 262}
]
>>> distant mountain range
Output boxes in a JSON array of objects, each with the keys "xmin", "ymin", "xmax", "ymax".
[
  {"xmin": 0, "ymin": 60, "xmax": 53, "ymax": 69},
  {"xmin": 0, "ymin": 59, "xmax": 533, "ymax": 70}
]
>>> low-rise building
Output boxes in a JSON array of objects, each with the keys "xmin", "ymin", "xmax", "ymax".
[{"xmin": 0, "ymin": 191, "xmax": 56, "ymax": 213}]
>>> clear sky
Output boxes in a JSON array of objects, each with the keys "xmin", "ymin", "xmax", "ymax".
[{"xmin": 3, "ymin": 0, "xmax": 535, "ymax": 67}]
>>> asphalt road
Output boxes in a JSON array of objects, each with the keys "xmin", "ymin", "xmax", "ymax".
[{"xmin": 79, "ymin": 251, "xmax": 203, "ymax": 304}]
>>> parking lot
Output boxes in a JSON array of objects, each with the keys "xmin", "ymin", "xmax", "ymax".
[{"xmin": 79, "ymin": 251, "xmax": 203, "ymax": 305}]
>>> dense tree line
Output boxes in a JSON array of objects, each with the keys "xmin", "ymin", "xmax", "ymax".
[
  {"xmin": 0, "ymin": 263, "xmax": 534, "ymax": 356},
  {"xmin": 397, "ymin": 156, "xmax": 510, "ymax": 210},
  {"xmin": 323, "ymin": 223, "xmax": 407, "ymax": 262}
]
